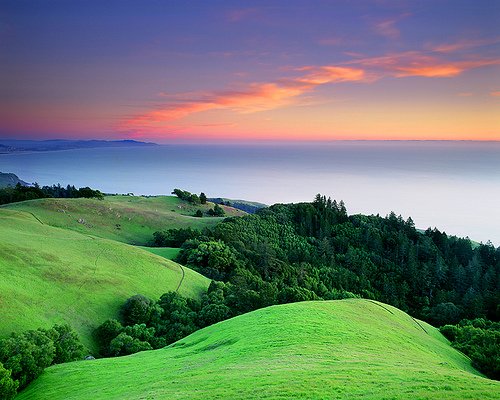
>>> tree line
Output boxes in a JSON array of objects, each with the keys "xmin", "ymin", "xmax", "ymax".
[
  {"xmin": 0, "ymin": 183, "xmax": 104, "ymax": 205},
  {"xmin": 171, "ymin": 188, "xmax": 225, "ymax": 217},
  {"xmin": 0, "ymin": 324, "xmax": 86, "ymax": 399},
  {"xmin": 175, "ymin": 194, "xmax": 499, "ymax": 324},
  {"xmin": 441, "ymin": 319, "xmax": 499, "ymax": 379}
]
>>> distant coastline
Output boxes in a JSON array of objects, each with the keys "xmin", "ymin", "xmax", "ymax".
[{"xmin": 0, "ymin": 139, "xmax": 158, "ymax": 154}]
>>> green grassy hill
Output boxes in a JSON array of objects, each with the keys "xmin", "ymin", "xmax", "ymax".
[
  {"xmin": 18, "ymin": 300, "xmax": 500, "ymax": 400},
  {"xmin": 0, "ymin": 209, "xmax": 210, "ymax": 351},
  {"xmin": 3, "ymin": 195, "xmax": 245, "ymax": 245},
  {"xmin": 137, "ymin": 246, "xmax": 181, "ymax": 260}
]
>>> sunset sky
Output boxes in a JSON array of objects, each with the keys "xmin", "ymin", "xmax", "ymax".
[{"xmin": 1, "ymin": 0, "xmax": 499, "ymax": 142}]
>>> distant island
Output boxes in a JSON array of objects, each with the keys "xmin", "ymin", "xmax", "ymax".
[
  {"xmin": 0, "ymin": 139, "xmax": 158, "ymax": 153},
  {"xmin": 0, "ymin": 172, "xmax": 29, "ymax": 188}
]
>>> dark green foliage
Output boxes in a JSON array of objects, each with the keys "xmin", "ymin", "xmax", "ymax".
[
  {"xmin": 207, "ymin": 203, "xmax": 225, "ymax": 217},
  {"xmin": 121, "ymin": 295, "xmax": 158, "ymax": 326},
  {"xmin": 0, "ymin": 362, "xmax": 18, "ymax": 400},
  {"xmin": 95, "ymin": 284, "xmax": 240, "ymax": 358},
  {"xmin": 176, "ymin": 195, "xmax": 498, "ymax": 326},
  {"xmin": 50, "ymin": 324, "xmax": 86, "ymax": 364},
  {"xmin": 152, "ymin": 228, "xmax": 200, "ymax": 247},
  {"xmin": 178, "ymin": 240, "xmax": 240, "ymax": 280},
  {"xmin": 171, "ymin": 188, "xmax": 203, "ymax": 205},
  {"xmin": 428, "ymin": 303, "xmax": 462, "ymax": 327},
  {"xmin": 199, "ymin": 192, "xmax": 207, "ymax": 204},
  {"xmin": 0, "ymin": 324, "xmax": 84, "ymax": 392},
  {"xmin": 94, "ymin": 319, "xmax": 124, "ymax": 354},
  {"xmin": 153, "ymin": 292, "xmax": 200, "ymax": 343},
  {"xmin": 197, "ymin": 303, "xmax": 231, "ymax": 327},
  {"xmin": 171, "ymin": 188, "xmax": 193, "ymax": 201},
  {"xmin": 0, "ymin": 329, "xmax": 55, "ymax": 389},
  {"xmin": 0, "ymin": 183, "xmax": 103, "ymax": 205},
  {"xmin": 441, "ymin": 319, "xmax": 500, "ymax": 380},
  {"xmin": 277, "ymin": 286, "xmax": 320, "ymax": 304},
  {"xmin": 195, "ymin": 209, "xmax": 203, "ymax": 218},
  {"xmin": 108, "ymin": 333, "xmax": 153, "ymax": 356}
]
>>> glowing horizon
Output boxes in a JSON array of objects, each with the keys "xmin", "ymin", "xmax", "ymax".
[{"xmin": 1, "ymin": 1, "xmax": 499, "ymax": 142}]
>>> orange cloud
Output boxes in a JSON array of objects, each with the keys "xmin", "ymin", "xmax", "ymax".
[
  {"xmin": 490, "ymin": 91, "xmax": 500, "ymax": 97},
  {"xmin": 121, "ymin": 49, "xmax": 500, "ymax": 136},
  {"xmin": 427, "ymin": 37, "xmax": 500, "ymax": 53},
  {"xmin": 121, "ymin": 66, "xmax": 366, "ymax": 134},
  {"xmin": 351, "ymin": 51, "xmax": 500, "ymax": 78}
]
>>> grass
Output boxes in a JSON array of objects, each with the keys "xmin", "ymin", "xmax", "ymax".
[
  {"xmin": 3, "ymin": 195, "xmax": 245, "ymax": 245},
  {"xmin": 137, "ymin": 246, "xmax": 181, "ymax": 260},
  {"xmin": 0, "ymin": 209, "xmax": 210, "ymax": 352},
  {"xmin": 17, "ymin": 300, "xmax": 500, "ymax": 400}
]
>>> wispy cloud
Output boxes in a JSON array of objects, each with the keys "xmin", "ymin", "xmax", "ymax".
[
  {"xmin": 491, "ymin": 91, "xmax": 500, "ymax": 97},
  {"xmin": 350, "ymin": 51, "xmax": 500, "ymax": 77},
  {"xmin": 318, "ymin": 37, "xmax": 344, "ymax": 46},
  {"xmin": 226, "ymin": 8, "xmax": 260, "ymax": 22},
  {"xmin": 121, "ymin": 42, "xmax": 500, "ymax": 136},
  {"xmin": 373, "ymin": 19, "xmax": 400, "ymax": 39},
  {"xmin": 120, "ymin": 66, "xmax": 366, "ymax": 134},
  {"xmin": 427, "ymin": 37, "xmax": 500, "ymax": 53}
]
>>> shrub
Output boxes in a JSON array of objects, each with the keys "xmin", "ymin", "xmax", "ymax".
[{"xmin": 0, "ymin": 362, "xmax": 18, "ymax": 400}]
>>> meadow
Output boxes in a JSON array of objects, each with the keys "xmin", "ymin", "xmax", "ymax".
[
  {"xmin": 4, "ymin": 195, "xmax": 244, "ymax": 245},
  {"xmin": 17, "ymin": 299, "xmax": 500, "ymax": 400},
  {"xmin": 0, "ymin": 208, "xmax": 209, "ymax": 351}
]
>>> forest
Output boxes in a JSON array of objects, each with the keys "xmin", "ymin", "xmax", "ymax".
[
  {"xmin": 1, "ymin": 194, "xmax": 498, "ymax": 399},
  {"xmin": 127, "ymin": 194, "xmax": 498, "ymax": 378}
]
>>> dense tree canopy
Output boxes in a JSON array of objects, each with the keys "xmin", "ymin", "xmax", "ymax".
[
  {"xmin": 0, "ymin": 324, "xmax": 85, "ymax": 394},
  {"xmin": 0, "ymin": 183, "xmax": 103, "ymax": 205},
  {"xmin": 177, "ymin": 195, "xmax": 499, "ymax": 323}
]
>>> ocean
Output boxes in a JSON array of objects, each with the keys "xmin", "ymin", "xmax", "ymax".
[{"xmin": 1, "ymin": 141, "xmax": 499, "ymax": 245}]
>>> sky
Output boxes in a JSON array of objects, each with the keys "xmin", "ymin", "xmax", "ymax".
[{"xmin": 1, "ymin": 0, "xmax": 499, "ymax": 142}]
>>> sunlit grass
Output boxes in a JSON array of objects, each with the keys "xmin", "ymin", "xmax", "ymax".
[
  {"xmin": 0, "ymin": 209, "xmax": 209, "ymax": 351},
  {"xmin": 18, "ymin": 300, "xmax": 500, "ymax": 399},
  {"xmin": 4, "ymin": 195, "xmax": 244, "ymax": 245}
]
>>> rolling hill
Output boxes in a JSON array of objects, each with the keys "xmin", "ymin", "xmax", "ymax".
[
  {"xmin": 3, "ymin": 195, "xmax": 245, "ymax": 245},
  {"xmin": 17, "ymin": 300, "xmax": 500, "ymax": 399},
  {"xmin": 0, "ymin": 209, "xmax": 210, "ymax": 351}
]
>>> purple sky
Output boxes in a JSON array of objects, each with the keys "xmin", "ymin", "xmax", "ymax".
[{"xmin": 1, "ymin": 0, "xmax": 499, "ymax": 142}]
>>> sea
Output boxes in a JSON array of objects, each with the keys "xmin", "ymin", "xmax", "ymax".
[{"xmin": 1, "ymin": 141, "xmax": 499, "ymax": 246}]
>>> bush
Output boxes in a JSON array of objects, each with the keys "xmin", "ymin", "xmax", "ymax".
[
  {"xmin": 0, "ymin": 329, "xmax": 55, "ymax": 389},
  {"xmin": 95, "ymin": 319, "xmax": 123, "ymax": 355},
  {"xmin": 153, "ymin": 228, "xmax": 200, "ymax": 247},
  {"xmin": 50, "ymin": 324, "xmax": 86, "ymax": 364},
  {"xmin": 0, "ymin": 362, "xmax": 18, "ymax": 400},
  {"xmin": 108, "ymin": 333, "xmax": 153, "ymax": 356},
  {"xmin": 440, "ymin": 320, "xmax": 500, "ymax": 380},
  {"xmin": 122, "ymin": 295, "xmax": 157, "ymax": 326}
]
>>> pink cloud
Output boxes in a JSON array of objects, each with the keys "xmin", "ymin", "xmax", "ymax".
[
  {"xmin": 318, "ymin": 37, "xmax": 344, "ymax": 46},
  {"xmin": 350, "ymin": 51, "xmax": 500, "ymax": 78},
  {"xmin": 120, "ymin": 66, "xmax": 366, "ymax": 135},
  {"xmin": 374, "ymin": 19, "xmax": 400, "ymax": 39},
  {"xmin": 427, "ymin": 37, "xmax": 500, "ymax": 53},
  {"xmin": 491, "ymin": 91, "xmax": 500, "ymax": 97},
  {"xmin": 226, "ymin": 8, "xmax": 260, "ymax": 22}
]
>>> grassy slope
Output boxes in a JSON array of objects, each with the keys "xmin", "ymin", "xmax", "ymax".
[
  {"xmin": 3, "ymin": 195, "xmax": 245, "ymax": 245},
  {"xmin": 18, "ymin": 300, "xmax": 500, "ymax": 400},
  {"xmin": 0, "ymin": 209, "xmax": 209, "ymax": 351},
  {"xmin": 137, "ymin": 246, "xmax": 181, "ymax": 260}
]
